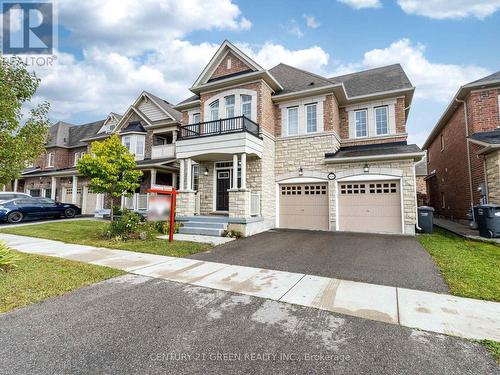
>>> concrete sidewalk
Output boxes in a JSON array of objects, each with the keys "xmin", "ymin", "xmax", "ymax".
[
  {"xmin": 434, "ymin": 217, "xmax": 500, "ymax": 245},
  {"xmin": 1, "ymin": 233, "xmax": 499, "ymax": 342}
]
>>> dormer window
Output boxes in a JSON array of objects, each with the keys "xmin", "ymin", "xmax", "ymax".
[{"xmin": 209, "ymin": 100, "xmax": 219, "ymax": 121}]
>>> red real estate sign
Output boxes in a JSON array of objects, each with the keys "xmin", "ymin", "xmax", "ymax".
[{"xmin": 147, "ymin": 187, "xmax": 177, "ymax": 242}]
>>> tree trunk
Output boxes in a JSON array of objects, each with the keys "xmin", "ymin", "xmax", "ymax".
[{"xmin": 109, "ymin": 193, "xmax": 114, "ymax": 222}]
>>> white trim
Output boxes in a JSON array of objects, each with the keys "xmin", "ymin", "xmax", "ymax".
[
  {"xmin": 272, "ymin": 84, "xmax": 341, "ymax": 101},
  {"xmin": 325, "ymin": 152, "xmax": 425, "ymax": 163},
  {"xmin": 337, "ymin": 174, "xmax": 400, "ymax": 182}
]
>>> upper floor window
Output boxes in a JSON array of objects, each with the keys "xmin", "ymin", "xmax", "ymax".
[
  {"xmin": 209, "ymin": 100, "xmax": 219, "ymax": 121},
  {"xmin": 355, "ymin": 109, "xmax": 368, "ymax": 137},
  {"xmin": 440, "ymin": 134, "xmax": 445, "ymax": 151},
  {"xmin": 287, "ymin": 107, "xmax": 299, "ymax": 136},
  {"xmin": 241, "ymin": 95, "xmax": 252, "ymax": 118},
  {"xmin": 192, "ymin": 113, "xmax": 200, "ymax": 123},
  {"xmin": 136, "ymin": 136, "xmax": 145, "ymax": 156},
  {"xmin": 73, "ymin": 152, "xmax": 80, "ymax": 166},
  {"xmin": 192, "ymin": 164, "xmax": 199, "ymax": 191},
  {"xmin": 225, "ymin": 95, "xmax": 235, "ymax": 118},
  {"xmin": 47, "ymin": 152, "xmax": 55, "ymax": 167},
  {"xmin": 123, "ymin": 136, "xmax": 131, "ymax": 152},
  {"xmin": 375, "ymin": 106, "xmax": 388, "ymax": 135},
  {"xmin": 306, "ymin": 103, "xmax": 317, "ymax": 133}
]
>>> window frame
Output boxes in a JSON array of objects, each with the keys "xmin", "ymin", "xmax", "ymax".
[
  {"xmin": 209, "ymin": 100, "xmax": 219, "ymax": 121},
  {"xmin": 192, "ymin": 164, "xmax": 199, "ymax": 192},
  {"xmin": 224, "ymin": 95, "xmax": 235, "ymax": 118},
  {"xmin": 135, "ymin": 135, "xmax": 145, "ymax": 156},
  {"xmin": 241, "ymin": 94, "xmax": 252, "ymax": 118},
  {"xmin": 440, "ymin": 134, "xmax": 445, "ymax": 151},
  {"xmin": 375, "ymin": 105, "xmax": 389, "ymax": 135},
  {"xmin": 47, "ymin": 152, "xmax": 55, "ymax": 167},
  {"xmin": 287, "ymin": 106, "xmax": 299, "ymax": 136},
  {"xmin": 354, "ymin": 109, "xmax": 368, "ymax": 138},
  {"xmin": 192, "ymin": 113, "xmax": 200, "ymax": 124},
  {"xmin": 305, "ymin": 103, "xmax": 318, "ymax": 133}
]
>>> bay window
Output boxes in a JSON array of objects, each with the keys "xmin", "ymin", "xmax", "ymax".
[{"xmin": 122, "ymin": 134, "xmax": 145, "ymax": 160}]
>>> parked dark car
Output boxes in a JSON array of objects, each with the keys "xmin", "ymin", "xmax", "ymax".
[{"xmin": 0, "ymin": 198, "xmax": 81, "ymax": 223}]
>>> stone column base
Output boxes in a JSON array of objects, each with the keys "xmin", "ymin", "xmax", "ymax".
[
  {"xmin": 228, "ymin": 189, "xmax": 251, "ymax": 218},
  {"xmin": 176, "ymin": 190, "xmax": 196, "ymax": 216}
]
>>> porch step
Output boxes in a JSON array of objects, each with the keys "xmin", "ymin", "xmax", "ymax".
[
  {"xmin": 183, "ymin": 221, "xmax": 227, "ymax": 229},
  {"xmin": 178, "ymin": 215, "xmax": 230, "ymax": 223},
  {"xmin": 179, "ymin": 227, "xmax": 225, "ymax": 236}
]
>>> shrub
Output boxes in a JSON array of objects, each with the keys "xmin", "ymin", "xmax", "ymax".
[
  {"xmin": 0, "ymin": 241, "xmax": 19, "ymax": 271},
  {"xmin": 222, "ymin": 229, "xmax": 243, "ymax": 239},
  {"xmin": 152, "ymin": 221, "xmax": 183, "ymax": 235},
  {"xmin": 101, "ymin": 210, "xmax": 144, "ymax": 240}
]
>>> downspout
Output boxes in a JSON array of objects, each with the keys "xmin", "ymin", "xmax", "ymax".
[
  {"xmin": 414, "ymin": 163, "xmax": 422, "ymax": 231},
  {"xmin": 455, "ymin": 98, "xmax": 475, "ymax": 224}
]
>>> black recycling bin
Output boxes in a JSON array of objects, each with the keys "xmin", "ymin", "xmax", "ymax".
[
  {"xmin": 418, "ymin": 206, "xmax": 435, "ymax": 234},
  {"xmin": 474, "ymin": 204, "xmax": 500, "ymax": 238}
]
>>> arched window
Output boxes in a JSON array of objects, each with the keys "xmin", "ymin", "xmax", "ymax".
[{"xmin": 209, "ymin": 100, "xmax": 219, "ymax": 121}]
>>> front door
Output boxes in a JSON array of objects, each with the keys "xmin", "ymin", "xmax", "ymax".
[{"xmin": 216, "ymin": 170, "xmax": 230, "ymax": 211}]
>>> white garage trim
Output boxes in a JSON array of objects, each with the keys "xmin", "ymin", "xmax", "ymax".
[
  {"xmin": 335, "ymin": 174, "xmax": 405, "ymax": 234},
  {"xmin": 276, "ymin": 179, "xmax": 331, "ymax": 230}
]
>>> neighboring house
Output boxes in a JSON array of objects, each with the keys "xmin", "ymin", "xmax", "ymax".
[
  {"xmin": 415, "ymin": 156, "xmax": 428, "ymax": 206},
  {"xmin": 11, "ymin": 92, "xmax": 181, "ymax": 215},
  {"xmin": 423, "ymin": 71, "xmax": 500, "ymax": 221},
  {"xmin": 172, "ymin": 40, "xmax": 423, "ymax": 236}
]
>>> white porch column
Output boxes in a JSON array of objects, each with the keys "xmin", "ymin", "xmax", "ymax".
[
  {"xmin": 172, "ymin": 172, "xmax": 177, "ymax": 189},
  {"xmin": 179, "ymin": 159, "xmax": 185, "ymax": 190},
  {"xmin": 172, "ymin": 130, "xmax": 177, "ymax": 143},
  {"xmin": 186, "ymin": 158, "xmax": 192, "ymax": 190},
  {"xmin": 150, "ymin": 169, "xmax": 157, "ymax": 187},
  {"xmin": 96, "ymin": 193, "xmax": 103, "ymax": 210},
  {"xmin": 232, "ymin": 154, "xmax": 238, "ymax": 189},
  {"xmin": 13, "ymin": 179, "xmax": 18, "ymax": 192},
  {"xmin": 71, "ymin": 176, "xmax": 78, "ymax": 204},
  {"xmin": 50, "ymin": 177, "xmax": 56, "ymax": 200},
  {"xmin": 1, "ymin": 185, "xmax": 5, "ymax": 192},
  {"xmin": 240, "ymin": 153, "xmax": 247, "ymax": 190}
]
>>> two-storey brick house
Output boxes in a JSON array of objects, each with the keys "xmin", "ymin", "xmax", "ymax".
[
  {"xmin": 423, "ymin": 71, "xmax": 500, "ymax": 221},
  {"xmin": 173, "ymin": 41, "xmax": 423, "ymax": 236},
  {"xmin": 13, "ymin": 91, "xmax": 181, "ymax": 215}
]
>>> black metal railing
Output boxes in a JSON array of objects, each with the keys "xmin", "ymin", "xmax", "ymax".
[{"xmin": 178, "ymin": 116, "xmax": 260, "ymax": 140}]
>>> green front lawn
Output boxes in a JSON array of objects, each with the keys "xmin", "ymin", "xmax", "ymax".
[
  {"xmin": 0, "ymin": 250, "xmax": 123, "ymax": 313},
  {"xmin": 418, "ymin": 228, "xmax": 500, "ymax": 302},
  {"xmin": 0, "ymin": 220, "xmax": 212, "ymax": 257}
]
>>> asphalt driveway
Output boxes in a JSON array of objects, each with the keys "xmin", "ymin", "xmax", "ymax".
[
  {"xmin": 190, "ymin": 229, "xmax": 448, "ymax": 293},
  {"xmin": 0, "ymin": 275, "xmax": 496, "ymax": 374}
]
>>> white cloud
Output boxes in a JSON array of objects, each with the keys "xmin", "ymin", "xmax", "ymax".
[
  {"xmin": 397, "ymin": 0, "xmax": 500, "ymax": 19},
  {"xmin": 57, "ymin": 0, "xmax": 251, "ymax": 55},
  {"xmin": 303, "ymin": 14, "xmax": 320, "ymax": 28},
  {"xmin": 332, "ymin": 39, "xmax": 490, "ymax": 102},
  {"xmin": 337, "ymin": 0, "xmax": 382, "ymax": 9},
  {"xmin": 32, "ymin": 40, "xmax": 330, "ymax": 121},
  {"xmin": 285, "ymin": 19, "xmax": 304, "ymax": 38},
  {"xmin": 239, "ymin": 42, "xmax": 329, "ymax": 74}
]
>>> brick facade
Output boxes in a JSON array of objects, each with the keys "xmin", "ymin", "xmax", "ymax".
[
  {"xmin": 426, "ymin": 88, "xmax": 500, "ymax": 220},
  {"xmin": 485, "ymin": 150, "xmax": 500, "ymax": 204},
  {"xmin": 209, "ymin": 51, "xmax": 253, "ymax": 81}
]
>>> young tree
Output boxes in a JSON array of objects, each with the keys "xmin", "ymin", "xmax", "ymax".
[
  {"xmin": 77, "ymin": 134, "xmax": 143, "ymax": 221},
  {"xmin": 0, "ymin": 57, "xmax": 50, "ymax": 187}
]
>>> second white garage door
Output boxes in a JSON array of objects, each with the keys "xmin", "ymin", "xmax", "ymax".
[
  {"xmin": 338, "ymin": 180, "xmax": 402, "ymax": 234},
  {"xmin": 279, "ymin": 183, "xmax": 329, "ymax": 231}
]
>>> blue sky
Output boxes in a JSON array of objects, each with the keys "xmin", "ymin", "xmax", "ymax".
[{"xmin": 24, "ymin": 0, "xmax": 500, "ymax": 146}]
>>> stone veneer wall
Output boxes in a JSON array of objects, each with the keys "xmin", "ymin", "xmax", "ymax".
[
  {"xmin": 197, "ymin": 161, "xmax": 215, "ymax": 215},
  {"xmin": 486, "ymin": 150, "xmax": 500, "ymax": 204}
]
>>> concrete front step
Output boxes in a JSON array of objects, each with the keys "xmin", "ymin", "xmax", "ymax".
[
  {"xmin": 177, "ymin": 215, "xmax": 230, "ymax": 223},
  {"xmin": 179, "ymin": 227, "xmax": 225, "ymax": 236},
  {"xmin": 183, "ymin": 221, "xmax": 227, "ymax": 229}
]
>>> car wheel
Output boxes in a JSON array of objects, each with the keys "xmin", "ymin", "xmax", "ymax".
[
  {"xmin": 7, "ymin": 211, "xmax": 23, "ymax": 223},
  {"xmin": 64, "ymin": 208, "xmax": 76, "ymax": 218}
]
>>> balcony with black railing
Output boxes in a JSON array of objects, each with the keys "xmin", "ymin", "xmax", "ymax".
[{"xmin": 178, "ymin": 116, "xmax": 260, "ymax": 140}]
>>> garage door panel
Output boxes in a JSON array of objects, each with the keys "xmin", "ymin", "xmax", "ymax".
[
  {"xmin": 338, "ymin": 180, "xmax": 402, "ymax": 234},
  {"xmin": 279, "ymin": 183, "xmax": 329, "ymax": 231}
]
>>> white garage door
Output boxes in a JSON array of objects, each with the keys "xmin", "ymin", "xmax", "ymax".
[
  {"xmin": 83, "ymin": 191, "xmax": 97, "ymax": 215},
  {"xmin": 279, "ymin": 183, "xmax": 329, "ymax": 231},
  {"xmin": 338, "ymin": 181, "xmax": 402, "ymax": 234}
]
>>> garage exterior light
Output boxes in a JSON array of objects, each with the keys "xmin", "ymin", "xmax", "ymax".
[{"xmin": 363, "ymin": 164, "xmax": 369, "ymax": 173}]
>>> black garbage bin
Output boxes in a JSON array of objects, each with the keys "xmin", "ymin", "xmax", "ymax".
[
  {"xmin": 475, "ymin": 204, "xmax": 500, "ymax": 238},
  {"xmin": 417, "ymin": 206, "xmax": 435, "ymax": 234}
]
